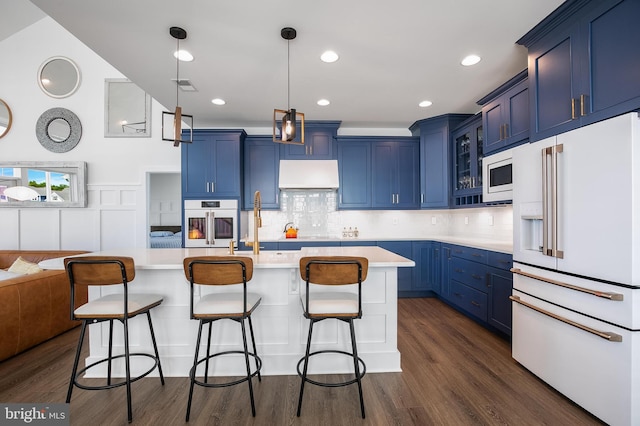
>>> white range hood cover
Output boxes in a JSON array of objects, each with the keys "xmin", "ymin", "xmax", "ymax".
[{"xmin": 278, "ymin": 160, "xmax": 339, "ymax": 189}]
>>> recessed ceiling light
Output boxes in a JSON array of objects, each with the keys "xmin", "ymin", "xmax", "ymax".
[
  {"xmin": 461, "ymin": 54, "xmax": 481, "ymax": 66},
  {"xmin": 320, "ymin": 50, "xmax": 339, "ymax": 63},
  {"xmin": 211, "ymin": 98, "xmax": 226, "ymax": 105},
  {"xmin": 174, "ymin": 50, "xmax": 194, "ymax": 62},
  {"xmin": 419, "ymin": 100, "xmax": 433, "ymax": 108},
  {"xmin": 317, "ymin": 99, "xmax": 330, "ymax": 106}
]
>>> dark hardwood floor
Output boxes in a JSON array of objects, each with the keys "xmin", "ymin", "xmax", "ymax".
[{"xmin": 0, "ymin": 298, "xmax": 604, "ymax": 425}]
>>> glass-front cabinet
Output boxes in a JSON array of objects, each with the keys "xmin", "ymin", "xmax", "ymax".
[{"xmin": 452, "ymin": 113, "xmax": 483, "ymax": 206}]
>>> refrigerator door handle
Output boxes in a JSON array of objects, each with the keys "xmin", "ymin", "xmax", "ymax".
[
  {"xmin": 511, "ymin": 268, "xmax": 624, "ymax": 301},
  {"xmin": 542, "ymin": 147, "xmax": 550, "ymax": 256},
  {"xmin": 510, "ymin": 296, "xmax": 622, "ymax": 342},
  {"xmin": 552, "ymin": 144, "xmax": 564, "ymax": 259}
]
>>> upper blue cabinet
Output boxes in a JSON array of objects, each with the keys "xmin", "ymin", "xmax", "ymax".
[
  {"xmin": 518, "ymin": 0, "xmax": 640, "ymax": 142},
  {"xmin": 280, "ymin": 121, "xmax": 340, "ymax": 160},
  {"xmin": 243, "ymin": 136, "xmax": 280, "ymax": 210},
  {"xmin": 451, "ymin": 113, "xmax": 484, "ymax": 207},
  {"xmin": 182, "ymin": 129, "xmax": 245, "ymax": 199},
  {"xmin": 410, "ymin": 114, "xmax": 472, "ymax": 209},
  {"xmin": 371, "ymin": 138, "xmax": 420, "ymax": 209},
  {"xmin": 477, "ymin": 70, "xmax": 529, "ymax": 154},
  {"xmin": 337, "ymin": 138, "xmax": 372, "ymax": 209}
]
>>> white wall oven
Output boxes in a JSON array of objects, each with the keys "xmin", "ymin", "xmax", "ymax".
[
  {"xmin": 183, "ymin": 199, "xmax": 238, "ymax": 248},
  {"xmin": 482, "ymin": 148, "xmax": 513, "ymax": 203}
]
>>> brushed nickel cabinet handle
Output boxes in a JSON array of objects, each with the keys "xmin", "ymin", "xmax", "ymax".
[
  {"xmin": 504, "ymin": 123, "xmax": 509, "ymax": 138},
  {"xmin": 571, "ymin": 98, "xmax": 577, "ymax": 120},
  {"xmin": 471, "ymin": 301, "xmax": 480, "ymax": 307},
  {"xmin": 471, "ymin": 274, "xmax": 482, "ymax": 280},
  {"xmin": 580, "ymin": 94, "xmax": 587, "ymax": 117},
  {"xmin": 511, "ymin": 268, "xmax": 623, "ymax": 301},
  {"xmin": 510, "ymin": 295, "xmax": 622, "ymax": 342}
]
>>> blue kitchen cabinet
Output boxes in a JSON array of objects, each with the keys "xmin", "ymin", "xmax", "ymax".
[
  {"xmin": 280, "ymin": 121, "xmax": 340, "ymax": 160},
  {"xmin": 410, "ymin": 114, "xmax": 472, "ymax": 209},
  {"xmin": 243, "ymin": 136, "xmax": 280, "ymax": 210},
  {"xmin": 477, "ymin": 70, "xmax": 529, "ymax": 155},
  {"xmin": 182, "ymin": 129, "xmax": 245, "ymax": 198},
  {"xmin": 377, "ymin": 241, "xmax": 413, "ymax": 296},
  {"xmin": 371, "ymin": 139, "xmax": 420, "ymax": 209},
  {"xmin": 439, "ymin": 243, "xmax": 512, "ymax": 337},
  {"xmin": 411, "ymin": 241, "xmax": 440, "ymax": 297},
  {"xmin": 337, "ymin": 138, "xmax": 371, "ymax": 209},
  {"xmin": 451, "ymin": 113, "xmax": 484, "ymax": 207},
  {"xmin": 518, "ymin": 0, "xmax": 640, "ymax": 141}
]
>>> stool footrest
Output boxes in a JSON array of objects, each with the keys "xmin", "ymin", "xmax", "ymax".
[
  {"xmin": 297, "ymin": 350, "xmax": 366, "ymax": 387},
  {"xmin": 73, "ymin": 353, "xmax": 161, "ymax": 391},
  {"xmin": 191, "ymin": 350, "xmax": 262, "ymax": 388}
]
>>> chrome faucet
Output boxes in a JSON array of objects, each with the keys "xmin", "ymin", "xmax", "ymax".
[{"xmin": 245, "ymin": 190, "xmax": 262, "ymax": 254}]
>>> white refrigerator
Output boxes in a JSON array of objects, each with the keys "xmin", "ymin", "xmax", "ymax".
[{"xmin": 511, "ymin": 112, "xmax": 640, "ymax": 426}]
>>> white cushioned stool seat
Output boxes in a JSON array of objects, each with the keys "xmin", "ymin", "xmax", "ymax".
[
  {"xmin": 194, "ymin": 292, "xmax": 261, "ymax": 316},
  {"xmin": 74, "ymin": 293, "xmax": 163, "ymax": 318}
]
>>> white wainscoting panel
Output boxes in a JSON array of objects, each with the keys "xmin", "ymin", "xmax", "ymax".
[
  {"xmin": 0, "ymin": 209, "xmax": 20, "ymax": 249},
  {"xmin": 19, "ymin": 209, "xmax": 61, "ymax": 250},
  {"xmin": 60, "ymin": 209, "xmax": 99, "ymax": 251}
]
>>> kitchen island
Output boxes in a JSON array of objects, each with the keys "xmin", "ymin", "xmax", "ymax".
[{"xmin": 40, "ymin": 246, "xmax": 413, "ymax": 377}]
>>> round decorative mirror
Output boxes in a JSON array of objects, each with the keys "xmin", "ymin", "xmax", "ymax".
[
  {"xmin": 0, "ymin": 99, "xmax": 12, "ymax": 138},
  {"xmin": 36, "ymin": 108, "xmax": 82, "ymax": 153},
  {"xmin": 37, "ymin": 56, "xmax": 81, "ymax": 98}
]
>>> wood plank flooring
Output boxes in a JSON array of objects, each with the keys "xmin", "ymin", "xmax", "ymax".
[{"xmin": 0, "ymin": 298, "xmax": 604, "ymax": 425}]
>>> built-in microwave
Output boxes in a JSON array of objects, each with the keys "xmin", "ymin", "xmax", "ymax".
[{"xmin": 482, "ymin": 149, "xmax": 513, "ymax": 203}]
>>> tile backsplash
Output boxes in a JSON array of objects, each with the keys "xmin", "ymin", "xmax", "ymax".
[{"xmin": 243, "ymin": 190, "xmax": 512, "ymax": 243}]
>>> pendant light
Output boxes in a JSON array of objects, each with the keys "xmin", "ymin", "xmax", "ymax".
[
  {"xmin": 162, "ymin": 26, "xmax": 193, "ymax": 146},
  {"xmin": 273, "ymin": 27, "xmax": 304, "ymax": 145}
]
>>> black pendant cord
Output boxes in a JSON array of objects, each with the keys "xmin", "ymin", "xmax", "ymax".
[
  {"xmin": 175, "ymin": 37, "xmax": 180, "ymax": 109},
  {"xmin": 287, "ymin": 39, "xmax": 290, "ymax": 113}
]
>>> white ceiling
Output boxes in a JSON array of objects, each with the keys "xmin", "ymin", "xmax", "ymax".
[{"xmin": 8, "ymin": 0, "xmax": 564, "ymax": 131}]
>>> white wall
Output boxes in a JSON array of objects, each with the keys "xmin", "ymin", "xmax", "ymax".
[{"xmin": 0, "ymin": 18, "xmax": 180, "ymax": 250}]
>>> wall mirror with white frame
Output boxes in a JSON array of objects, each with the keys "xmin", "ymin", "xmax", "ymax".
[
  {"xmin": 104, "ymin": 79, "xmax": 151, "ymax": 137},
  {"xmin": 37, "ymin": 56, "xmax": 81, "ymax": 98},
  {"xmin": 0, "ymin": 161, "xmax": 87, "ymax": 207}
]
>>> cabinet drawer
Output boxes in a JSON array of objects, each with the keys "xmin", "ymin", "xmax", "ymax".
[
  {"xmin": 487, "ymin": 251, "xmax": 512, "ymax": 270},
  {"xmin": 450, "ymin": 257, "xmax": 489, "ymax": 292},
  {"xmin": 449, "ymin": 245, "xmax": 487, "ymax": 263},
  {"xmin": 450, "ymin": 280, "xmax": 488, "ymax": 321}
]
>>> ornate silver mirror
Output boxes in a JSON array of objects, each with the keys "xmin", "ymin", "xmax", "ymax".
[
  {"xmin": 0, "ymin": 99, "xmax": 12, "ymax": 138},
  {"xmin": 36, "ymin": 108, "xmax": 82, "ymax": 153},
  {"xmin": 37, "ymin": 56, "xmax": 81, "ymax": 98}
]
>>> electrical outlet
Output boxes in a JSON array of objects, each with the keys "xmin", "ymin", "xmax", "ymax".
[
  {"xmin": 488, "ymin": 215, "xmax": 494, "ymax": 226},
  {"xmin": 431, "ymin": 216, "xmax": 437, "ymax": 225},
  {"xmin": 393, "ymin": 218, "xmax": 399, "ymax": 225},
  {"xmin": 464, "ymin": 216, "xmax": 469, "ymax": 225}
]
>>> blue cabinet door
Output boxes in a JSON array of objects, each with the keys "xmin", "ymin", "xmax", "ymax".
[
  {"xmin": 411, "ymin": 114, "xmax": 471, "ymax": 209},
  {"xmin": 281, "ymin": 122, "xmax": 339, "ymax": 160},
  {"xmin": 372, "ymin": 142, "xmax": 395, "ymax": 208},
  {"xmin": 337, "ymin": 140, "xmax": 371, "ymax": 209},
  {"xmin": 243, "ymin": 136, "xmax": 280, "ymax": 209},
  {"xmin": 182, "ymin": 133, "xmax": 212, "ymax": 197},
  {"xmin": 480, "ymin": 72, "xmax": 529, "ymax": 155},
  {"xmin": 377, "ymin": 241, "xmax": 413, "ymax": 295},
  {"xmin": 583, "ymin": 0, "xmax": 640, "ymax": 124},
  {"xmin": 182, "ymin": 130, "xmax": 244, "ymax": 198},
  {"xmin": 395, "ymin": 142, "xmax": 420, "ymax": 209},
  {"xmin": 412, "ymin": 241, "xmax": 440, "ymax": 293},
  {"xmin": 371, "ymin": 140, "xmax": 419, "ymax": 209},
  {"xmin": 487, "ymin": 266, "xmax": 512, "ymax": 336},
  {"xmin": 527, "ymin": 23, "xmax": 581, "ymax": 140}
]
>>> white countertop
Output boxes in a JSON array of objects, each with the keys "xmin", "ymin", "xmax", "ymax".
[
  {"xmin": 38, "ymin": 246, "xmax": 415, "ymax": 270},
  {"xmin": 258, "ymin": 236, "xmax": 513, "ymax": 254}
]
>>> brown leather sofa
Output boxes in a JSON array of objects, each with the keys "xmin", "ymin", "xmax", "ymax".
[{"xmin": 0, "ymin": 250, "xmax": 88, "ymax": 362}]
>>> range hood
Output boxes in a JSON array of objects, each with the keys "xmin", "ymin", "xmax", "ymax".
[{"xmin": 278, "ymin": 160, "xmax": 339, "ymax": 189}]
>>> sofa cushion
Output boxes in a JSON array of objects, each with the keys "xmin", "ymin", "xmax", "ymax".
[{"xmin": 8, "ymin": 257, "xmax": 43, "ymax": 275}]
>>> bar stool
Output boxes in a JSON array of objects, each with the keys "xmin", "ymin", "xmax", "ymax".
[
  {"xmin": 183, "ymin": 256, "xmax": 262, "ymax": 421},
  {"xmin": 297, "ymin": 256, "xmax": 369, "ymax": 419},
  {"xmin": 64, "ymin": 256, "xmax": 165, "ymax": 424}
]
